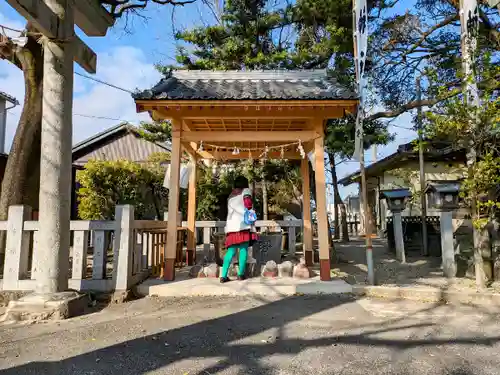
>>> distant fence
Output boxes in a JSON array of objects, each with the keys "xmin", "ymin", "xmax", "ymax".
[
  {"xmin": 386, "ymin": 216, "xmax": 442, "ymax": 257},
  {"xmin": 337, "ymin": 212, "xmax": 360, "ymax": 238},
  {"xmin": 186, "ymin": 220, "xmax": 303, "ymax": 261}
]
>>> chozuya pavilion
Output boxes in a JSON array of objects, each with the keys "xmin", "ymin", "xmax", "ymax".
[{"xmin": 133, "ymin": 69, "xmax": 358, "ymax": 282}]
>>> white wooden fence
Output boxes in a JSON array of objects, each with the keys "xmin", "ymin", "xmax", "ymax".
[{"xmin": 0, "ymin": 205, "xmax": 166, "ymax": 292}]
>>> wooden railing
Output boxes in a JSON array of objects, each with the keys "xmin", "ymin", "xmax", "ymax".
[
  {"xmin": 0, "ymin": 205, "xmax": 167, "ymax": 292},
  {"xmin": 181, "ymin": 219, "xmax": 303, "ymax": 260}
]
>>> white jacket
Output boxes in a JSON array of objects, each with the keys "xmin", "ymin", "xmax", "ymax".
[{"xmin": 225, "ymin": 188, "xmax": 254, "ymax": 234}]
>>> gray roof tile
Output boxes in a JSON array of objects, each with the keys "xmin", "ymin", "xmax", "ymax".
[
  {"xmin": 0, "ymin": 91, "xmax": 19, "ymax": 105},
  {"xmin": 133, "ymin": 70, "xmax": 357, "ymax": 101}
]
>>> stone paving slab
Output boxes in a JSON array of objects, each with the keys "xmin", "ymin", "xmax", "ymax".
[
  {"xmin": 136, "ymin": 276, "xmax": 353, "ymax": 297},
  {"xmin": 352, "ymin": 284, "xmax": 500, "ymax": 306}
]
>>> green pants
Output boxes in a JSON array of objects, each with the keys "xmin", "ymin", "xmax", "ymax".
[{"xmin": 221, "ymin": 242, "xmax": 249, "ymax": 278}]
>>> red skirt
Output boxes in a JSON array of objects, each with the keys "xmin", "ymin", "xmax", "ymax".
[{"xmin": 225, "ymin": 230, "xmax": 259, "ymax": 248}]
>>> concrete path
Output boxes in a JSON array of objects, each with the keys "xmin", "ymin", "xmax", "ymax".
[
  {"xmin": 136, "ymin": 276, "xmax": 353, "ymax": 297},
  {"xmin": 1, "ymin": 295, "xmax": 500, "ymax": 374}
]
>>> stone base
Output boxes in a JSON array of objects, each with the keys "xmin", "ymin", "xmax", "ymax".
[{"xmin": 0, "ymin": 291, "xmax": 88, "ymax": 322}]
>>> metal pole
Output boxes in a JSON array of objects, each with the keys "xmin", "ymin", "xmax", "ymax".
[
  {"xmin": 417, "ymin": 76, "xmax": 428, "ymax": 256},
  {"xmin": 352, "ymin": 0, "xmax": 374, "ymax": 284},
  {"xmin": 360, "ymin": 153, "xmax": 375, "ymax": 284}
]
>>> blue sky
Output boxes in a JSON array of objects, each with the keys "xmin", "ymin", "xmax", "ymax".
[{"xmin": 0, "ymin": 1, "xmax": 417, "ymax": 200}]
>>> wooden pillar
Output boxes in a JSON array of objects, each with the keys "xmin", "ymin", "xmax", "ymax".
[
  {"xmin": 301, "ymin": 158, "xmax": 313, "ymax": 266},
  {"xmin": 313, "ymin": 127, "xmax": 331, "ymax": 281},
  {"xmin": 164, "ymin": 120, "xmax": 182, "ymax": 281},
  {"xmin": 186, "ymin": 157, "xmax": 197, "ymax": 265}
]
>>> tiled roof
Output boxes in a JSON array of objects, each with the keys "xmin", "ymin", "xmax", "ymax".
[
  {"xmin": 132, "ymin": 70, "xmax": 357, "ymax": 101},
  {"xmin": 72, "ymin": 123, "xmax": 171, "ymax": 159},
  {"xmin": 338, "ymin": 141, "xmax": 467, "ymax": 186},
  {"xmin": 0, "ymin": 91, "xmax": 19, "ymax": 105}
]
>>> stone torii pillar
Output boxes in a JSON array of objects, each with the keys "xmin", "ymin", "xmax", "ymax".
[{"xmin": 6, "ymin": 0, "xmax": 113, "ymax": 296}]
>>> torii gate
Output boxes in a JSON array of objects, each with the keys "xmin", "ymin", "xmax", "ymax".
[{"xmin": 6, "ymin": 0, "xmax": 114, "ymax": 295}]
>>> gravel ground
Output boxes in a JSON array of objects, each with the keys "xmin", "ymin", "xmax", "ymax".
[
  {"xmin": 1, "ymin": 295, "xmax": 500, "ymax": 374},
  {"xmin": 333, "ymin": 239, "xmax": 490, "ymax": 292}
]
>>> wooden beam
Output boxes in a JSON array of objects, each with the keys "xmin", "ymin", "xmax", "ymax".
[
  {"xmin": 164, "ymin": 120, "xmax": 182, "ymax": 281},
  {"xmin": 181, "ymin": 143, "xmax": 198, "ymax": 160},
  {"xmin": 301, "ymin": 158, "xmax": 313, "ymax": 265},
  {"xmin": 186, "ymin": 157, "xmax": 197, "ymax": 265},
  {"xmin": 5, "ymin": 0, "xmax": 97, "ymax": 73},
  {"xmin": 150, "ymin": 106, "xmax": 348, "ymax": 120},
  {"xmin": 313, "ymin": 128, "xmax": 331, "ymax": 281},
  {"xmin": 74, "ymin": 0, "xmax": 114, "ymax": 37},
  {"xmin": 183, "ymin": 141, "xmax": 214, "ymax": 159},
  {"xmin": 303, "ymin": 141, "xmax": 314, "ymax": 153},
  {"xmin": 182, "ymin": 131, "xmax": 319, "ymax": 143}
]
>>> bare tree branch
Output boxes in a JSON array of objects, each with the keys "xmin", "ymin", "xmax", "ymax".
[
  {"xmin": 366, "ymin": 95, "xmax": 455, "ymax": 122},
  {"xmin": 100, "ymin": 0, "xmax": 197, "ymax": 18},
  {"xmin": 383, "ymin": 14, "xmax": 459, "ymax": 59}
]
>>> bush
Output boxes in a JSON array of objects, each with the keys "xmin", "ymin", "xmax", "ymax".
[{"xmin": 77, "ymin": 159, "xmax": 167, "ymax": 220}]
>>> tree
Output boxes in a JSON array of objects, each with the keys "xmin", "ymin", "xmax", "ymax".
[
  {"xmin": 0, "ymin": 27, "xmax": 43, "ymax": 261},
  {"xmin": 0, "ymin": 0, "xmax": 198, "ymax": 262},
  {"xmin": 324, "ymin": 116, "xmax": 393, "ymax": 240},
  {"xmin": 366, "ymin": 0, "xmax": 499, "ymax": 122},
  {"xmin": 424, "ymin": 58, "xmax": 500, "ymax": 288}
]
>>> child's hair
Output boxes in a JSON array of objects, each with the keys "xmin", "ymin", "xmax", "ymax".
[{"xmin": 234, "ymin": 176, "xmax": 249, "ymax": 189}]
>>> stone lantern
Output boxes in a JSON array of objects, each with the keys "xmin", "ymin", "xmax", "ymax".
[
  {"xmin": 424, "ymin": 181, "xmax": 461, "ymax": 278},
  {"xmin": 380, "ymin": 189, "xmax": 412, "ymax": 263},
  {"xmin": 425, "ymin": 181, "xmax": 461, "ymax": 211}
]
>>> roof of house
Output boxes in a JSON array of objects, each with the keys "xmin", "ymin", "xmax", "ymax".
[
  {"xmin": 380, "ymin": 188, "xmax": 412, "ymax": 199},
  {"xmin": 0, "ymin": 91, "xmax": 19, "ymax": 105},
  {"xmin": 72, "ymin": 123, "xmax": 171, "ymax": 162},
  {"xmin": 132, "ymin": 69, "xmax": 357, "ymax": 101},
  {"xmin": 424, "ymin": 181, "xmax": 462, "ymax": 194},
  {"xmin": 338, "ymin": 141, "xmax": 466, "ymax": 186}
]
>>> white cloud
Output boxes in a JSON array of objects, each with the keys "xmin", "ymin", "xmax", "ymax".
[{"xmin": 0, "ymin": 12, "xmax": 161, "ymax": 151}]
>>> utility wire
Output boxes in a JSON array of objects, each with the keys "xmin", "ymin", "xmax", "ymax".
[
  {"xmin": 75, "ymin": 72, "xmax": 135, "ymax": 94},
  {"xmin": 73, "ymin": 113, "xmax": 139, "ymax": 123}
]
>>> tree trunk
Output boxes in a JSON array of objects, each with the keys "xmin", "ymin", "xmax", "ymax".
[
  {"xmin": 262, "ymin": 176, "xmax": 268, "ymax": 220},
  {"xmin": 327, "ymin": 152, "xmax": 349, "ymax": 242},
  {"xmin": 0, "ymin": 35, "xmax": 43, "ymax": 261}
]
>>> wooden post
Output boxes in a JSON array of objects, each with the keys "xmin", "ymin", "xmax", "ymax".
[
  {"xmin": 301, "ymin": 158, "xmax": 313, "ymax": 265},
  {"xmin": 186, "ymin": 158, "xmax": 197, "ymax": 265},
  {"xmin": 313, "ymin": 129, "xmax": 331, "ymax": 281},
  {"xmin": 164, "ymin": 120, "xmax": 182, "ymax": 281}
]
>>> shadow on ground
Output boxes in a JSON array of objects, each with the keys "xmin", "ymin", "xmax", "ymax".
[{"xmin": 1, "ymin": 293, "xmax": 499, "ymax": 375}]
